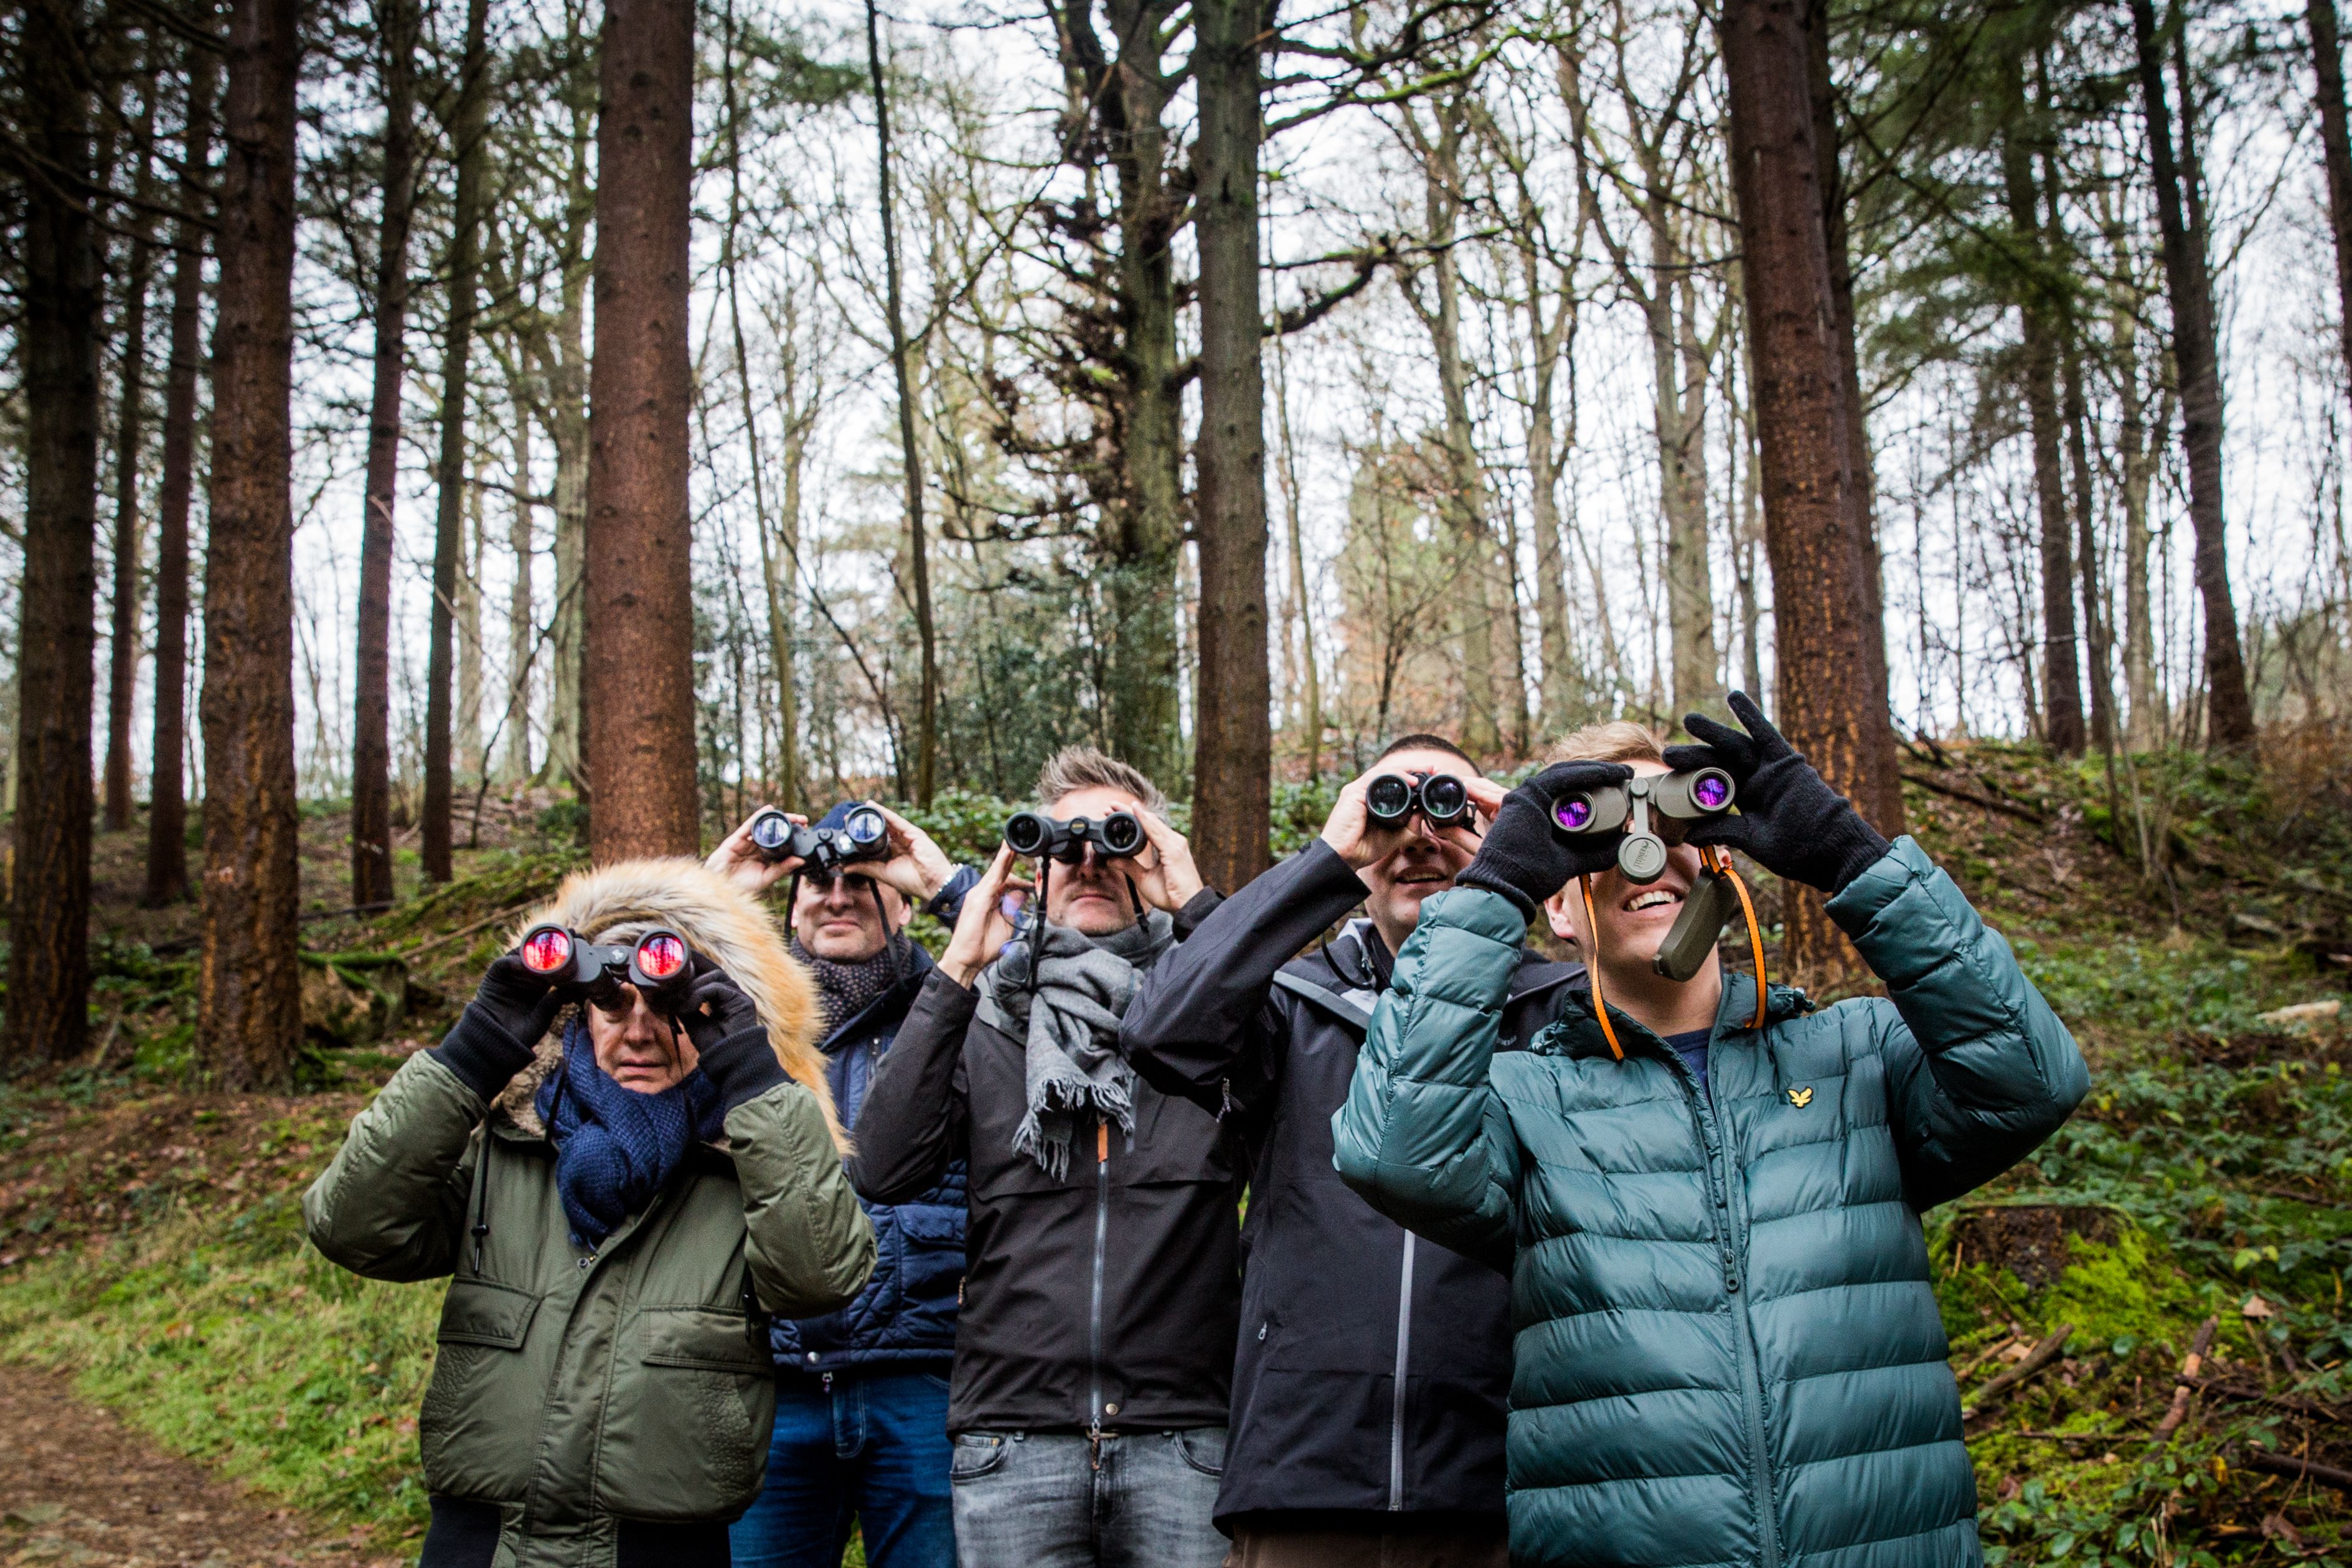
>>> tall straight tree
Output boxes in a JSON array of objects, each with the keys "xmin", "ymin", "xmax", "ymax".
[
  {"xmin": 104, "ymin": 78, "xmax": 160, "ymax": 833},
  {"xmin": 2127, "ymin": 0, "xmax": 2257, "ymax": 751},
  {"xmin": 1190, "ymin": 0, "xmax": 1272, "ymax": 891},
  {"xmin": 583, "ymin": 0, "xmax": 700, "ymax": 858},
  {"xmin": 2307, "ymin": 0, "xmax": 2352, "ymax": 426},
  {"xmin": 6, "ymin": 0, "xmax": 102, "ymax": 1066},
  {"xmin": 864, "ymin": 0, "xmax": 938, "ymax": 802},
  {"xmin": 148, "ymin": 16, "xmax": 217, "ymax": 908},
  {"xmin": 422, "ymin": 0, "xmax": 491, "ymax": 881},
  {"xmin": 1718, "ymin": 0, "xmax": 1899, "ymax": 977},
  {"xmin": 350, "ymin": 0, "xmax": 419, "ymax": 906},
  {"xmin": 199, "ymin": 0, "xmax": 304, "ymax": 1087}
]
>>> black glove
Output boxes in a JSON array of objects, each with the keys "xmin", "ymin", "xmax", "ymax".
[
  {"xmin": 430, "ymin": 953, "xmax": 563, "ymax": 1101},
  {"xmin": 1670, "ymin": 690, "xmax": 1891, "ymax": 895},
  {"xmin": 679, "ymin": 959, "xmax": 789, "ymax": 1110},
  {"xmin": 1456, "ymin": 761, "xmax": 1635, "ymax": 920}
]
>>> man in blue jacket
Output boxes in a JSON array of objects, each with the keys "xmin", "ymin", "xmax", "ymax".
[
  {"xmin": 710, "ymin": 802, "xmax": 979, "ymax": 1568},
  {"xmin": 1334, "ymin": 697, "xmax": 2089, "ymax": 1568}
]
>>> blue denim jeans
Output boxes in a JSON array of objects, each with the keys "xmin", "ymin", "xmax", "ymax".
[
  {"xmin": 729, "ymin": 1371, "xmax": 957, "ymax": 1568},
  {"xmin": 948, "ymin": 1428, "xmax": 1228, "ymax": 1568}
]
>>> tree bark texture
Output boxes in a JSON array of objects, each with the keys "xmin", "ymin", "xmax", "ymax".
[
  {"xmin": 1719, "ymin": 0, "xmax": 1894, "ymax": 979},
  {"xmin": 7, "ymin": 0, "xmax": 102, "ymax": 1067},
  {"xmin": 2061, "ymin": 316, "xmax": 2117, "ymax": 752},
  {"xmin": 504, "ymin": 421, "xmax": 535, "ymax": 781},
  {"xmin": 584, "ymin": 0, "xmax": 702, "ymax": 858},
  {"xmin": 147, "ymin": 24, "xmax": 215, "ymax": 908},
  {"xmin": 350, "ymin": 0, "xmax": 417, "ymax": 906},
  {"xmin": 2127, "ymin": 0, "xmax": 2257, "ymax": 751},
  {"xmin": 104, "ymin": 87, "xmax": 159, "ymax": 834},
  {"xmin": 1997, "ymin": 55, "xmax": 2084, "ymax": 755},
  {"xmin": 198, "ymin": 0, "xmax": 304, "ymax": 1089},
  {"xmin": 422, "ymin": 0, "xmax": 490, "ymax": 880},
  {"xmin": 2308, "ymin": 0, "xmax": 2352, "ymax": 428},
  {"xmin": 1189, "ymin": 0, "xmax": 1273, "ymax": 893}
]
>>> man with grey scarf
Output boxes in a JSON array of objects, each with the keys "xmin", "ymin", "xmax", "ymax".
[{"xmin": 850, "ymin": 748, "xmax": 1241, "ymax": 1568}]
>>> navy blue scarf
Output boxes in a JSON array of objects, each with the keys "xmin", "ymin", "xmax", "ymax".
[{"xmin": 535, "ymin": 1016, "xmax": 727, "ymax": 1247}]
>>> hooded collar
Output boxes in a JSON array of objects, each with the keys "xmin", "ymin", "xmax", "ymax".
[{"xmin": 1528, "ymin": 969, "xmax": 1812, "ymax": 1063}]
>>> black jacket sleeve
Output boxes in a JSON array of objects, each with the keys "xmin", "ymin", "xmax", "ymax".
[
  {"xmin": 1121, "ymin": 840, "xmax": 1372, "ymax": 1114},
  {"xmin": 847, "ymin": 967, "xmax": 975, "ymax": 1205}
]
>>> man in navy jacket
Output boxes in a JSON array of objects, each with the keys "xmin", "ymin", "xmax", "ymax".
[{"xmin": 711, "ymin": 802, "xmax": 978, "ymax": 1568}]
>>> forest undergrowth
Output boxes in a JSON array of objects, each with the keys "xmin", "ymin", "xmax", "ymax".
[{"xmin": 0, "ymin": 736, "xmax": 2345, "ymax": 1561}]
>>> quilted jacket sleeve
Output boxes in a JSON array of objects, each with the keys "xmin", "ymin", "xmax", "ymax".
[
  {"xmin": 728, "ymin": 1081, "xmax": 877, "ymax": 1318},
  {"xmin": 1827, "ymin": 835, "xmax": 2091, "ymax": 1210},
  {"xmin": 302, "ymin": 1051, "xmax": 479, "ymax": 1282},
  {"xmin": 1331, "ymin": 886, "xmax": 1526, "ymax": 1271}
]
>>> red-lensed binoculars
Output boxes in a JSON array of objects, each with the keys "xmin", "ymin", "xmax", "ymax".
[{"xmin": 517, "ymin": 924, "xmax": 695, "ymax": 1007}]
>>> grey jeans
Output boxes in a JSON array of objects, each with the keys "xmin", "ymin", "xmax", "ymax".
[{"xmin": 948, "ymin": 1428, "xmax": 1228, "ymax": 1568}]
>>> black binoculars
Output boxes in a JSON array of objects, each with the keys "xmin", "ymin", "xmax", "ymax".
[
  {"xmin": 1548, "ymin": 767, "xmax": 1736, "ymax": 883},
  {"xmin": 747, "ymin": 804, "xmax": 891, "ymax": 875},
  {"xmin": 1004, "ymin": 809, "xmax": 1145, "ymax": 863},
  {"xmin": 518, "ymin": 924, "xmax": 695, "ymax": 1007},
  {"xmin": 1365, "ymin": 770, "xmax": 1474, "ymax": 829}
]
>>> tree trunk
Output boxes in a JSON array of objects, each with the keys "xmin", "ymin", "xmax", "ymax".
[
  {"xmin": 503, "ymin": 420, "xmax": 534, "ymax": 782},
  {"xmin": 1272, "ymin": 325, "xmax": 1320, "ymax": 778},
  {"xmin": 421, "ymin": 0, "xmax": 489, "ymax": 881},
  {"xmin": 2308, "ymin": 0, "xmax": 2352, "ymax": 426},
  {"xmin": 1804, "ymin": 0, "xmax": 1903, "ymax": 830},
  {"xmin": 104, "ymin": 84, "xmax": 159, "ymax": 835},
  {"xmin": 350, "ymin": 0, "xmax": 416, "ymax": 906},
  {"xmin": 1998, "ymin": 55, "xmax": 2084, "ymax": 754},
  {"xmin": 1719, "ymin": 0, "xmax": 1893, "ymax": 980},
  {"xmin": 543, "ymin": 291, "xmax": 589, "ymax": 791},
  {"xmin": 2062, "ymin": 315, "xmax": 2117, "ymax": 753},
  {"xmin": 6, "ymin": 0, "xmax": 102, "ymax": 1068},
  {"xmin": 584, "ymin": 0, "xmax": 701, "ymax": 858},
  {"xmin": 1189, "ymin": 0, "xmax": 1272, "ymax": 892},
  {"xmin": 198, "ymin": 0, "xmax": 304, "ymax": 1089},
  {"xmin": 146, "ymin": 20, "xmax": 215, "ymax": 908},
  {"xmin": 1526, "ymin": 277, "xmax": 1578, "ymax": 733},
  {"xmin": 458, "ymin": 456, "xmax": 485, "ymax": 781},
  {"xmin": 2128, "ymin": 0, "xmax": 2258, "ymax": 751}
]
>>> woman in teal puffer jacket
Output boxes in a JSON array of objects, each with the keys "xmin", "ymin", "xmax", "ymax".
[{"xmin": 1333, "ymin": 696, "xmax": 2087, "ymax": 1568}]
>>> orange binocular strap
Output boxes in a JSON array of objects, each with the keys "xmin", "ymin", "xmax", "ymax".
[
  {"xmin": 1578, "ymin": 849, "xmax": 1768, "ymax": 1061},
  {"xmin": 1577, "ymin": 876, "xmax": 1625, "ymax": 1062},
  {"xmin": 1701, "ymin": 846, "xmax": 1770, "ymax": 1031}
]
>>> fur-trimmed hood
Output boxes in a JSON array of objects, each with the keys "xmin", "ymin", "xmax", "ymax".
[{"xmin": 491, "ymin": 858, "xmax": 845, "ymax": 1153}]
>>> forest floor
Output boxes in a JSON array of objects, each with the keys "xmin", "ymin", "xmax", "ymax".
[{"xmin": 0, "ymin": 741, "xmax": 2348, "ymax": 1562}]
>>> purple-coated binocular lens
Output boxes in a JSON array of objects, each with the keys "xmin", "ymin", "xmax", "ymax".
[
  {"xmin": 1692, "ymin": 773, "xmax": 1731, "ymax": 810},
  {"xmin": 1553, "ymin": 796, "xmax": 1594, "ymax": 832}
]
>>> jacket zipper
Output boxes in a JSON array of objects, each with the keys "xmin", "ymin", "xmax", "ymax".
[
  {"xmin": 1673, "ymin": 1027, "xmax": 1782, "ymax": 1568},
  {"xmin": 1088, "ymin": 1117, "xmax": 1110, "ymax": 1470},
  {"xmin": 1389, "ymin": 1231, "xmax": 1416, "ymax": 1510}
]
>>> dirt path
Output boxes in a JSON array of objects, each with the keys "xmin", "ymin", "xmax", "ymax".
[{"xmin": 0, "ymin": 1363, "xmax": 405, "ymax": 1567}]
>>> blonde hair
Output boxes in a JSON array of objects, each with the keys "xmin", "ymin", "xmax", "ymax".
[
  {"xmin": 1034, "ymin": 745, "xmax": 1169, "ymax": 817},
  {"xmin": 1540, "ymin": 720, "xmax": 1667, "ymax": 768}
]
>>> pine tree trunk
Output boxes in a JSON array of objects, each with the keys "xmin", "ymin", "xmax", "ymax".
[
  {"xmin": 350, "ymin": 0, "xmax": 416, "ymax": 907},
  {"xmin": 1719, "ymin": 0, "xmax": 1891, "ymax": 980},
  {"xmin": 146, "ymin": 22, "xmax": 215, "ymax": 908},
  {"xmin": 2063, "ymin": 324, "xmax": 2117, "ymax": 752},
  {"xmin": 2128, "ymin": 0, "xmax": 2258, "ymax": 751},
  {"xmin": 584, "ymin": 0, "xmax": 702, "ymax": 858},
  {"xmin": 1188, "ymin": 0, "xmax": 1272, "ymax": 892},
  {"xmin": 198, "ymin": 0, "xmax": 304, "ymax": 1089},
  {"xmin": 104, "ymin": 85, "xmax": 159, "ymax": 835},
  {"xmin": 422, "ymin": 0, "xmax": 490, "ymax": 880},
  {"xmin": 7, "ymin": 0, "xmax": 102, "ymax": 1068},
  {"xmin": 2308, "ymin": 0, "xmax": 2352, "ymax": 426}
]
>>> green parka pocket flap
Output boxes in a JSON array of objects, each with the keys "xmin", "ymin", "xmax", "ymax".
[
  {"xmin": 436, "ymin": 1279, "xmax": 540, "ymax": 1350},
  {"xmin": 639, "ymin": 1307, "xmax": 773, "ymax": 1374}
]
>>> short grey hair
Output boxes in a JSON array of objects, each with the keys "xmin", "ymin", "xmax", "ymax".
[{"xmin": 1034, "ymin": 745, "xmax": 1169, "ymax": 817}]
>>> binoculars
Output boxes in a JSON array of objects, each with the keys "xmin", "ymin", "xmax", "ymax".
[
  {"xmin": 1549, "ymin": 767, "xmax": 1736, "ymax": 883},
  {"xmin": 1365, "ymin": 770, "xmax": 1474, "ymax": 829},
  {"xmin": 1004, "ymin": 809, "xmax": 1145, "ymax": 863},
  {"xmin": 747, "ymin": 804, "xmax": 890, "ymax": 875},
  {"xmin": 518, "ymin": 924, "xmax": 695, "ymax": 1007}
]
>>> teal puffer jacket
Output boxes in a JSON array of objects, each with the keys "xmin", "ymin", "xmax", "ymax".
[{"xmin": 1332, "ymin": 837, "xmax": 2087, "ymax": 1568}]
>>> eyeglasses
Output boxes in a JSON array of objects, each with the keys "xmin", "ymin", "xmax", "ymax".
[{"xmin": 800, "ymin": 868, "xmax": 882, "ymax": 897}]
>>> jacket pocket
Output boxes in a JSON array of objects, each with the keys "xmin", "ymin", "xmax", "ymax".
[
  {"xmin": 598, "ymin": 1307, "xmax": 777, "ymax": 1523},
  {"xmin": 419, "ymin": 1280, "xmax": 542, "ymax": 1492}
]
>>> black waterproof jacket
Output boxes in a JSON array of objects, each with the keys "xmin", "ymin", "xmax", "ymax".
[
  {"xmin": 1120, "ymin": 842, "xmax": 1581, "ymax": 1533},
  {"xmin": 847, "ymin": 894, "xmax": 1244, "ymax": 1438}
]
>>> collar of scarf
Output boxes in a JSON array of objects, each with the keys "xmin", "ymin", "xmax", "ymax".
[
  {"xmin": 975, "ymin": 909, "xmax": 1175, "ymax": 1180},
  {"xmin": 534, "ymin": 1016, "xmax": 727, "ymax": 1248},
  {"xmin": 790, "ymin": 932, "xmax": 911, "ymax": 1042}
]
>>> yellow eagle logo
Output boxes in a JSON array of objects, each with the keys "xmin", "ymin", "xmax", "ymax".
[{"xmin": 1788, "ymin": 1086, "xmax": 1814, "ymax": 1108}]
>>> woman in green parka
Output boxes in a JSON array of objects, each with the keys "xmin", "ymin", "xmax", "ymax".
[
  {"xmin": 1333, "ymin": 695, "xmax": 2089, "ymax": 1568},
  {"xmin": 304, "ymin": 860, "xmax": 877, "ymax": 1568}
]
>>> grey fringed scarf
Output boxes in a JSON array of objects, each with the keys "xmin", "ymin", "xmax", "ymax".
[{"xmin": 974, "ymin": 910, "xmax": 1176, "ymax": 1178}]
